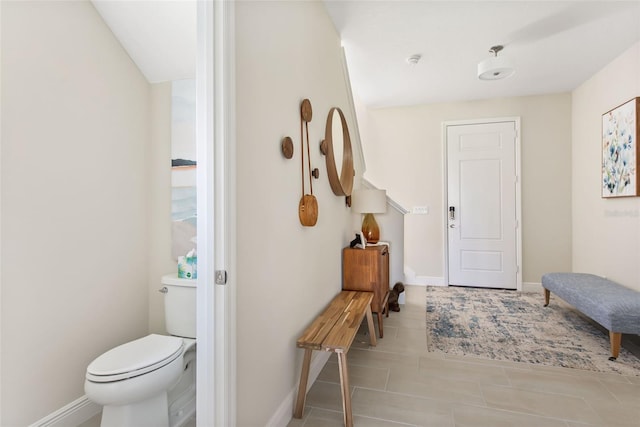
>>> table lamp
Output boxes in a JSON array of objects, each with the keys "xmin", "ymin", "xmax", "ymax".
[{"xmin": 351, "ymin": 189, "xmax": 387, "ymax": 244}]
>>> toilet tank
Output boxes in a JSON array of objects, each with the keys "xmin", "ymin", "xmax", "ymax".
[{"xmin": 161, "ymin": 274, "xmax": 197, "ymax": 338}]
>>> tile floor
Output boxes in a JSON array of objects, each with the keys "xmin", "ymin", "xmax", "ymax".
[
  {"xmin": 288, "ymin": 285, "xmax": 640, "ymax": 427},
  {"xmin": 79, "ymin": 412, "xmax": 195, "ymax": 427}
]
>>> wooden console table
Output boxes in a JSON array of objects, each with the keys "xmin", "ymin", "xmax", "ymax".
[{"xmin": 342, "ymin": 245, "xmax": 390, "ymax": 337}]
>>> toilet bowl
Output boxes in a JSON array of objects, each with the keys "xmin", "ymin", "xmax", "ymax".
[{"xmin": 85, "ymin": 275, "xmax": 196, "ymax": 427}]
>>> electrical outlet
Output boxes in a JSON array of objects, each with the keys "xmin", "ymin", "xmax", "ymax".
[{"xmin": 412, "ymin": 206, "xmax": 429, "ymax": 214}]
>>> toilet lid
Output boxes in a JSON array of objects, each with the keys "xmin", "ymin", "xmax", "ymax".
[{"xmin": 86, "ymin": 334, "xmax": 184, "ymax": 383}]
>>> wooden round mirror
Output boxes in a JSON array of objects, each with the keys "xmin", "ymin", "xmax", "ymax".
[{"xmin": 321, "ymin": 107, "xmax": 354, "ymax": 197}]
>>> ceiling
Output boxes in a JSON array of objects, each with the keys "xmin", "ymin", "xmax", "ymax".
[
  {"xmin": 325, "ymin": 1, "xmax": 640, "ymax": 107},
  {"xmin": 91, "ymin": 0, "xmax": 196, "ymax": 83},
  {"xmin": 91, "ymin": 1, "xmax": 640, "ymax": 108}
]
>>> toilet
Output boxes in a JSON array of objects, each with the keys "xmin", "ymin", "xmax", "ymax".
[{"xmin": 85, "ymin": 274, "xmax": 197, "ymax": 427}]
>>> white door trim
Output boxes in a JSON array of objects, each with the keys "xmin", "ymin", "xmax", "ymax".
[
  {"xmin": 442, "ymin": 117, "xmax": 522, "ymax": 291},
  {"xmin": 196, "ymin": 1, "xmax": 236, "ymax": 426}
]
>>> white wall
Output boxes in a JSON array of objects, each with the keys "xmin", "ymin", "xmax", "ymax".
[
  {"xmin": 358, "ymin": 94, "xmax": 573, "ymax": 285},
  {"xmin": 350, "ymin": 200, "xmax": 406, "ymax": 288},
  {"xmin": 148, "ymin": 82, "xmax": 176, "ymax": 334},
  {"xmin": 235, "ymin": 1, "xmax": 361, "ymax": 425},
  {"xmin": 572, "ymin": 41, "xmax": 640, "ymax": 291},
  {"xmin": 0, "ymin": 1, "xmax": 153, "ymax": 424},
  {"xmin": 373, "ymin": 205, "xmax": 405, "ymax": 287}
]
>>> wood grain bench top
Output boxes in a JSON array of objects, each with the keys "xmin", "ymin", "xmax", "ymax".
[
  {"xmin": 297, "ymin": 290, "xmax": 375, "ymax": 353},
  {"xmin": 294, "ymin": 290, "xmax": 377, "ymax": 426}
]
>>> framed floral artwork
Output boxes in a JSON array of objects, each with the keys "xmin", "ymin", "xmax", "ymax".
[{"xmin": 602, "ymin": 97, "xmax": 639, "ymax": 198}]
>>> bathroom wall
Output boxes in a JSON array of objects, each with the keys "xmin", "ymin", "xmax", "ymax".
[
  {"xmin": 0, "ymin": 1, "xmax": 152, "ymax": 424},
  {"xmin": 357, "ymin": 94, "xmax": 573, "ymax": 286},
  {"xmin": 148, "ymin": 82, "xmax": 176, "ymax": 334},
  {"xmin": 235, "ymin": 1, "xmax": 363, "ymax": 424},
  {"xmin": 572, "ymin": 41, "xmax": 640, "ymax": 291}
]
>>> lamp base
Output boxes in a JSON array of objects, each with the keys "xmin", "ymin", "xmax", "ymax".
[{"xmin": 361, "ymin": 213, "xmax": 380, "ymax": 244}]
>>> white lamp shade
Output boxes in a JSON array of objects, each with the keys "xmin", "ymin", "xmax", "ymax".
[
  {"xmin": 351, "ymin": 189, "xmax": 387, "ymax": 214},
  {"xmin": 477, "ymin": 56, "xmax": 515, "ymax": 80}
]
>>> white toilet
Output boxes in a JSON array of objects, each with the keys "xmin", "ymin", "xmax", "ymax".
[{"xmin": 85, "ymin": 274, "xmax": 197, "ymax": 427}]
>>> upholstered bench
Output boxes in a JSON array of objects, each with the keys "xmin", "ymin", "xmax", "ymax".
[{"xmin": 541, "ymin": 272, "xmax": 640, "ymax": 361}]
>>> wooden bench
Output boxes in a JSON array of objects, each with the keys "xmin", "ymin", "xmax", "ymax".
[
  {"xmin": 542, "ymin": 272, "xmax": 640, "ymax": 361},
  {"xmin": 294, "ymin": 290, "xmax": 377, "ymax": 427}
]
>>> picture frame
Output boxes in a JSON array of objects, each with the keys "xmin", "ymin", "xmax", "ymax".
[
  {"xmin": 602, "ymin": 97, "xmax": 640, "ymax": 198},
  {"xmin": 358, "ymin": 231, "xmax": 367, "ymax": 249}
]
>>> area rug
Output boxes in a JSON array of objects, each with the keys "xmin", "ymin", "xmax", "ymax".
[{"xmin": 426, "ymin": 286, "xmax": 640, "ymax": 376}]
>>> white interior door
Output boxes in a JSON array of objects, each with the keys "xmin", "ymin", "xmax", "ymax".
[
  {"xmin": 446, "ymin": 120, "xmax": 520, "ymax": 289},
  {"xmin": 196, "ymin": 1, "xmax": 236, "ymax": 426}
]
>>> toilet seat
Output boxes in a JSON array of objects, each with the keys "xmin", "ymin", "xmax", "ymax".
[{"xmin": 87, "ymin": 334, "xmax": 184, "ymax": 383}]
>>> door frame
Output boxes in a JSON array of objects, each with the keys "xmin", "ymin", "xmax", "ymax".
[
  {"xmin": 196, "ymin": 0, "xmax": 236, "ymax": 426},
  {"xmin": 442, "ymin": 117, "xmax": 523, "ymax": 291}
]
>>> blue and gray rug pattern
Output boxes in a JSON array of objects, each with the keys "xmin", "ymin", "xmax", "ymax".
[{"xmin": 426, "ymin": 286, "xmax": 640, "ymax": 376}]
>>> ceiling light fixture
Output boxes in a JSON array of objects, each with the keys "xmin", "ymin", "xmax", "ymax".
[{"xmin": 477, "ymin": 45, "xmax": 514, "ymax": 80}]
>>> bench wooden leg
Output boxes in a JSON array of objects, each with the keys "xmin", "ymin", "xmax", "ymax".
[
  {"xmin": 383, "ymin": 290, "xmax": 390, "ymax": 318},
  {"xmin": 365, "ymin": 305, "xmax": 377, "ymax": 347},
  {"xmin": 337, "ymin": 352, "xmax": 353, "ymax": 427},
  {"xmin": 294, "ymin": 348, "xmax": 312, "ymax": 418},
  {"xmin": 609, "ymin": 331, "xmax": 621, "ymax": 361},
  {"xmin": 376, "ymin": 312, "xmax": 384, "ymax": 338},
  {"xmin": 543, "ymin": 289, "xmax": 550, "ymax": 307}
]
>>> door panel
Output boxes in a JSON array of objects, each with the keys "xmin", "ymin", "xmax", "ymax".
[
  {"xmin": 459, "ymin": 158, "xmax": 502, "ymax": 239},
  {"xmin": 447, "ymin": 121, "xmax": 517, "ymax": 289},
  {"xmin": 460, "ymin": 250, "xmax": 503, "ymax": 271}
]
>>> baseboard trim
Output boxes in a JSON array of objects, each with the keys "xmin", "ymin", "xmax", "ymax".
[
  {"xmin": 266, "ymin": 351, "xmax": 331, "ymax": 427},
  {"xmin": 404, "ymin": 276, "xmax": 445, "ymax": 286},
  {"xmin": 522, "ymin": 281, "xmax": 543, "ymax": 293},
  {"xmin": 29, "ymin": 395, "xmax": 100, "ymax": 427},
  {"xmin": 403, "ymin": 278, "xmax": 543, "ymax": 293}
]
